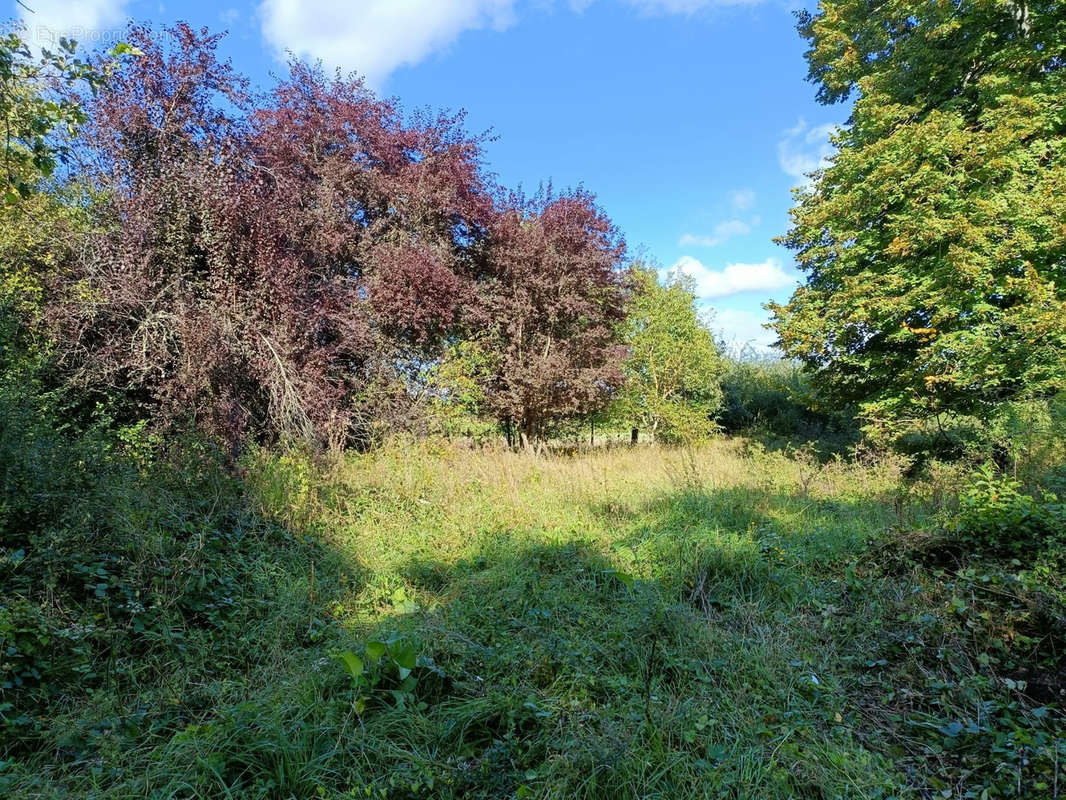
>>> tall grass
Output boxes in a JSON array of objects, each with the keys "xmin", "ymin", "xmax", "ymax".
[{"xmin": 5, "ymin": 437, "xmax": 1063, "ymax": 798}]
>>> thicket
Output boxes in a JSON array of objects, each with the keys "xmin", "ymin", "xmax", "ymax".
[{"xmin": 39, "ymin": 25, "xmax": 635, "ymax": 453}]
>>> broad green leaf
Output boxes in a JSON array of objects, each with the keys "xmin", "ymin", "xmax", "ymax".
[
  {"xmin": 338, "ymin": 651, "xmax": 363, "ymax": 680},
  {"xmin": 390, "ymin": 642, "xmax": 417, "ymax": 671}
]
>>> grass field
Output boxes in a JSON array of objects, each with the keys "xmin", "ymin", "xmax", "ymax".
[{"xmin": 6, "ymin": 439, "xmax": 1063, "ymax": 799}]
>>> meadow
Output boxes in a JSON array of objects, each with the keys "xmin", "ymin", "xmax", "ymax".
[
  {"xmin": 2, "ymin": 10, "xmax": 1065, "ymax": 795},
  {"xmin": 6, "ymin": 435, "xmax": 1062, "ymax": 799}
]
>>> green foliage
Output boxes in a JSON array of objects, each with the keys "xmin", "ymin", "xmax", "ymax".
[
  {"xmin": 948, "ymin": 465, "xmax": 1066, "ymax": 557},
  {"xmin": 423, "ymin": 340, "xmax": 501, "ymax": 442},
  {"xmin": 0, "ymin": 376, "xmax": 338, "ymax": 753},
  {"xmin": 771, "ymin": 0, "xmax": 1066, "ymax": 425},
  {"xmin": 852, "ymin": 536, "xmax": 1066, "ymax": 798},
  {"xmin": 0, "ymin": 32, "xmax": 114, "ymax": 384},
  {"xmin": 990, "ymin": 395, "xmax": 1066, "ymax": 483},
  {"xmin": 717, "ymin": 357, "xmax": 862, "ymax": 458},
  {"xmin": 617, "ymin": 266, "xmax": 726, "ymax": 443},
  {"xmin": 336, "ymin": 635, "xmax": 446, "ymax": 714},
  {"xmin": 0, "ymin": 191, "xmax": 86, "ymax": 330},
  {"xmin": 0, "ymin": 30, "xmax": 131, "ymax": 201},
  {"xmin": 720, "ymin": 357, "xmax": 813, "ymax": 433}
]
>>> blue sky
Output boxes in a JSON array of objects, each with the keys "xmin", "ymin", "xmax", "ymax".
[{"xmin": 16, "ymin": 0, "xmax": 847, "ymax": 352}]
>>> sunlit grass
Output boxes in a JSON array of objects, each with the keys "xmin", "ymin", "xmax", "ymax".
[
  {"xmin": 231, "ymin": 439, "xmax": 913, "ymax": 797},
  {"xmin": 10, "ymin": 439, "xmax": 1061, "ymax": 799}
]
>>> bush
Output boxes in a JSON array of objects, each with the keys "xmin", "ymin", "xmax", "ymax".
[
  {"xmin": 948, "ymin": 465, "xmax": 1066, "ymax": 557},
  {"xmin": 890, "ymin": 396, "xmax": 1066, "ymax": 478},
  {"xmin": 717, "ymin": 357, "xmax": 855, "ymax": 442},
  {"xmin": 0, "ymin": 376, "xmax": 332, "ymax": 753}
]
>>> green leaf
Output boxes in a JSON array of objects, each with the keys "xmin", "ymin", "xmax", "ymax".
[
  {"xmin": 109, "ymin": 43, "xmax": 144, "ymax": 57},
  {"xmin": 393, "ymin": 599, "xmax": 418, "ymax": 615},
  {"xmin": 603, "ymin": 568, "xmax": 635, "ymax": 589},
  {"xmin": 337, "ymin": 650, "xmax": 364, "ymax": 680},
  {"xmin": 390, "ymin": 642, "xmax": 417, "ymax": 671},
  {"xmin": 937, "ymin": 721, "xmax": 964, "ymax": 738}
]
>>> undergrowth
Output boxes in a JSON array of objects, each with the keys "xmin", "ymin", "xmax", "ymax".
[{"xmin": 3, "ymin": 432, "xmax": 1064, "ymax": 798}]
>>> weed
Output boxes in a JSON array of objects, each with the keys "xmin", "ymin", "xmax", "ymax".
[{"xmin": 4, "ymin": 438, "xmax": 1063, "ymax": 798}]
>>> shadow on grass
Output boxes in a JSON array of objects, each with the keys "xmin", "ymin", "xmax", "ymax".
[{"xmin": 8, "ymin": 477, "xmax": 899, "ymax": 800}]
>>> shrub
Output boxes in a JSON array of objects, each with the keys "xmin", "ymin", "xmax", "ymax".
[
  {"xmin": 0, "ymin": 375, "xmax": 331, "ymax": 752},
  {"xmin": 948, "ymin": 465, "xmax": 1066, "ymax": 557},
  {"xmin": 717, "ymin": 357, "xmax": 855, "ymax": 442}
]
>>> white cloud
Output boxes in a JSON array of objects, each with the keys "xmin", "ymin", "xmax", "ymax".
[
  {"xmin": 679, "ymin": 188, "xmax": 760, "ymax": 247},
  {"xmin": 19, "ymin": 0, "xmax": 130, "ymax": 50},
  {"xmin": 679, "ymin": 219, "xmax": 751, "ymax": 247},
  {"xmin": 729, "ymin": 188, "xmax": 755, "ymax": 211},
  {"xmin": 711, "ymin": 307, "xmax": 779, "ymax": 353},
  {"xmin": 777, "ymin": 118, "xmax": 838, "ymax": 185},
  {"xmin": 259, "ymin": 0, "xmax": 517, "ymax": 86},
  {"xmin": 666, "ymin": 255, "xmax": 795, "ymax": 299},
  {"xmin": 258, "ymin": 0, "xmax": 771, "ymax": 83}
]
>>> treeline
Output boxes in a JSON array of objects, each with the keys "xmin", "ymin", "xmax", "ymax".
[
  {"xmin": 7, "ymin": 7, "xmax": 1065, "ymax": 457},
  {"xmin": 4, "ymin": 23, "xmax": 754, "ymax": 457},
  {"xmin": 15, "ymin": 24, "xmax": 638, "ymax": 452},
  {"xmin": 3, "ymin": 21, "xmax": 938, "ymax": 460}
]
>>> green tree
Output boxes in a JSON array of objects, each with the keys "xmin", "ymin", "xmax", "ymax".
[
  {"xmin": 0, "ymin": 31, "xmax": 128, "ymax": 201},
  {"xmin": 619, "ymin": 266, "xmax": 725, "ymax": 443},
  {"xmin": 769, "ymin": 0, "xmax": 1066, "ymax": 428},
  {"xmin": 0, "ymin": 31, "xmax": 133, "ymax": 372},
  {"xmin": 0, "ymin": 33, "xmax": 91, "ymax": 379}
]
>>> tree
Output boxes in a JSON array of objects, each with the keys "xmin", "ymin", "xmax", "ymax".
[
  {"xmin": 0, "ymin": 31, "xmax": 129, "ymax": 379},
  {"xmin": 472, "ymin": 189, "xmax": 629, "ymax": 447},
  {"xmin": 0, "ymin": 31, "xmax": 122, "ymax": 202},
  {"xmin": 52, "ymin": 24, "xmax": 265, "ymax": 446},
  {"xmin": 251, "ymin": 61, "xmax": 495, "ymax": 443},
  {"xmin": 769, "ymin": 0, "xmax": 1066, "ymax": 428},
  {"xmin": 617, "ymin": 266, "xmax": 725, "ymax": 443},
  {"xmin": 53, "ymin": 25, "xmax": 495, "ymax": 450}
]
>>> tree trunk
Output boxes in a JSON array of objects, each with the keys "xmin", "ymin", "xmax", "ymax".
[{"xmin": 631, "ymin": 427, "xmax": 639, "ymax": 445}]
